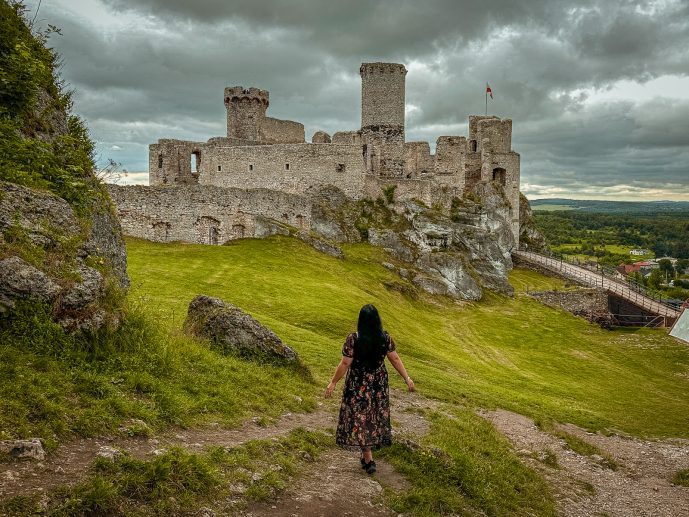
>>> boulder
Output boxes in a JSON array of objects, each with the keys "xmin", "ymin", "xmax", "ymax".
[
  {"xmin": 0, "ymin": 438, "xmax": 45, "ymax": 461},
  {"xmin": 185, "ymin": 295, "xmax": 299, "ymax": 363}
]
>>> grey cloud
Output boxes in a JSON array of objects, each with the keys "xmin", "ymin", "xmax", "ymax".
[{"xmin": 28, "ymin": 0, "xmax": 689, "ymax": 199}]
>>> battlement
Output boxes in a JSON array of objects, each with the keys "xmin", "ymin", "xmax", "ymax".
[
  {"xmin": 145, "ymin": 62, "xmax": 520, "ymax": 243},
  {"xmin": 224, "ymin": 87, "xmax": 269, "ymax": 107},
  {"xmin": 359, "ymin": 62, "xmax": 408, "ymax": 77}
]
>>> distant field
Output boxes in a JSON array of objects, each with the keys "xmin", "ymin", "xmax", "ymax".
[{"xmin": 531, "ymin": 204, "xmax": 578, "ymax": 212}]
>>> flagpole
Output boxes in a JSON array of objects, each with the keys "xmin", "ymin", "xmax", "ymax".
[{"xmin": 485, "ymin": 87, "xmax": 487, "ymax": 115}]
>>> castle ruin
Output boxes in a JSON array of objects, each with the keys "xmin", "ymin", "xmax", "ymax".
[{"xmin": 110, "ymin": 62, "xmax": 521, "ymax": 246}]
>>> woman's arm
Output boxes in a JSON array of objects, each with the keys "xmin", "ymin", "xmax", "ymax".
[
  {"xmin": 324, "ymin": 356, "xmax": 353, "ymax": 398},
  {"xmin": 387, "ymin": 351, "xmax": 415, "ymax": 392}
]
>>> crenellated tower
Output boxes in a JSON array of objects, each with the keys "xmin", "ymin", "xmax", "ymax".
[
  {"xmin": 360, "ymin": 63, "xmax": 407, "ymax": 177},
  {"xmin": 224, "ymin": 87, "xmax": 269, "ymax": 142}
]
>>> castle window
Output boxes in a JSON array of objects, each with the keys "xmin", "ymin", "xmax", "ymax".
[
  {"xmin": 191, "ymin": 150, "xmax": 201, "ymax": 173},
  {"xmin": 249, "ymin": 164, "xmax": 254, "ymax": 172},
  {"xmin": 217, "ymin": 165, "xmax": 222, "ymax": 172},
  {"xmin": 492, "ymin": 167, "xmax": 507, "ymax": 186},
  {"xmin": 335, "ymin": 163, "xmax": 345, "ymax": 173},
  {"xmin": 470, "ymin": 140, "xmax": 477, "ymax": 152},
  {"xmin": 285, "ymin": 163, "xmax": 290, "ymax": 171},
  {"xmin": 158, "ymin": 154, "xmax": 163, "ymax": 168}
]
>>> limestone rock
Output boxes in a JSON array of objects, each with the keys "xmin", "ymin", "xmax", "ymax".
[
  {"xmin": 80, "ymin": 202, "xmax": 130, "ymax": 289},
  {"xmin": 0, "ymin": 438, "xmax": 45, "ymax": 461},
  {"xmin": 0, "ymin": 256, "xmax": 62, "ymax": 311},
  {"xmin": 185, "ymin": 295, "xmax": 299, "ymax": 363},
  {"xmin": 96, "ymin": 446, "xmax": 123, "ymax": 461},
  {"xmin": 519, "ymin": 192, "xmax": 548, "ymax": 252},
  {"xmin": 60, "ymin": 265, "xmax": 104, "ymax": 309},
  {"xmin": 0, "ymin": 181, "xmax": 129, "ymax": 330}
]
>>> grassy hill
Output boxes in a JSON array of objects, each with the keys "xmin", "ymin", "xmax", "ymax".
[
  {"xmin": 4, "ymin": 235, "xmax": 689, "ymax": 515},
  {"xmin": 125, "ymin": 236, "xmax": 689, "ymax": 438}
]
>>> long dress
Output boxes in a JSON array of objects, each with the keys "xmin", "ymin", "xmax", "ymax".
[{"xmin": 335, "ymin": 331, "xmax": 395, "ymax": 449}]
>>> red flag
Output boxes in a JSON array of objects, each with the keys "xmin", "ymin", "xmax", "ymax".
[{"xmin": 486, "ymin": 83, "xmax": 493, "ymax": 99}]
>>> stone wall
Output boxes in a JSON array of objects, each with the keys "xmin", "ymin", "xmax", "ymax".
[
  {"xmin": 529, "ymin": 288, "xmax": 612, "ymax": 325},
  {"xmin": 149, "ymin": 139, "xmax": 203, "ymax": 186},
  {"xmin": 404, "ymin": 142, "xmax": 433, "ymax": 178},
  {"xmin": 108, "ymin": 185, "xmax": 312, "ymax": 244},
  {"xmin": 198, "ymin": 143, "xmax": 368, "ymax": 199},
  {"xmin": 260, "ymin": 117, "xmax": 305, "ymax": 144}
]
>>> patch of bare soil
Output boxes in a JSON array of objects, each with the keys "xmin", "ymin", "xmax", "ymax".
[
  {"xmin": 0, "ymin": 389, "xmax": 431, "ymax": 515},
  {"xmin": 482, "ymin": 408, "xmax": 689, "ymax": 517}
]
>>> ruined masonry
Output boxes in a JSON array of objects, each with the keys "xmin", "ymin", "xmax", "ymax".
[{"xmin": 109, "ymin": 63, "xmax": 520, "ymax": 246}]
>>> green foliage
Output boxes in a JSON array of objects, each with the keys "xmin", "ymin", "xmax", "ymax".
[
  {"xmin": 534, "ymin": 210, "xmax": 689, "ymax": 259},
  {"xmin": 672, "ymin": 468, "xmax": 689, "ymax": 487},
  {"xmin": 382, "ymin": 184, "xmax": 397, "ymax": 204},
  {"xmin": 0, "ymin": 2, "xmax": 99, "ymax": 213},
  {"xmin": 379, "ymin": 411, "xmax": 556, "ymax": 516},
  {"xmin": 1, "ymin": 429, "xmax": 331, "ymax": 516}
]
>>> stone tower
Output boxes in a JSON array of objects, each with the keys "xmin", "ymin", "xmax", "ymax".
[
  {"xmin": 360, "ymin": 63, "xmax": 407, "ymax": 139},
  {"xmin": 224, "ymin": 87, "xmax": 269, "ymax": 142}
]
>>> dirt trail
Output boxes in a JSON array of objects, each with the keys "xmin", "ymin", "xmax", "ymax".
[
  {"xmin": 4, "ymin": 393, "xmax": 689, "ymax": 516},
  {"xmin": 482, "ymin": 408, "xmax": 689, "ymax": 517},
  {"xmin": 0, "ymin": 390, "xmax": 431, "ymax": 515}
]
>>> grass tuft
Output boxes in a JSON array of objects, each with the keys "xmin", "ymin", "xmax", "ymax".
[{"xmin": 672, "ymin": 468, "xmax": 689, "ymax": 487}]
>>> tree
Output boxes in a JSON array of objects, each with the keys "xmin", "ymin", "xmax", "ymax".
[
  {"xmin": 658, "ymin": 259, "xmax": 675, "ymax": 279},
  {"xmin": 647, "ymin": 269, "xmax": 664, "ymax": 290}
]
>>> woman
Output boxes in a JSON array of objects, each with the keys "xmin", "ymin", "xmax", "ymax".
[{"xmin": 324, "ymin": 304, "xmax": 414, "ymax": 474}]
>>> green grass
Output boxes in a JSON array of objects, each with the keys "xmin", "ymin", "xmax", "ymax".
[
  {"xmin": 0, "ymin": 299, "xmax": 314, "ymax": 446},
  {"xmin": 125, "ymin": 236, "xmax": 689, "ymax": 439},
  {"xmin": 1, "ymin": 428, "xmax": 331, "ymax": 516},
  {"xmin": 379, "ymin": 410, "xmax": 557, "ymax": 516},
  {"xmin": 672, "ymin": 468, "xmax": 689, "ymax": 487}
]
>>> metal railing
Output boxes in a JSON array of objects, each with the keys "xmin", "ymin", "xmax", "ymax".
[{"xmin": 514, "ymin": 250, "xmax": 680, "ymax": 319}]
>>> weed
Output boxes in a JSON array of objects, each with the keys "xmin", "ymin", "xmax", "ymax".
[{"xmin": 672, "ymin": 468, "xmax": 689, "ymax": 487}]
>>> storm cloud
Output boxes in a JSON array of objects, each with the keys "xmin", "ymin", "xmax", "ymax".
[{"xmin": 26, "ymin": 0, "xmax": 689, "ymax": 199}]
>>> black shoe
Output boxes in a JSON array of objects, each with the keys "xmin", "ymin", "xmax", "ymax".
[
  {"xmin": 360, "ymin": 457, "xmax": 366, "ymax": 469},
  {"xmin": 365, "ymin": 460, "xmax": 376, "ymax": 475}
]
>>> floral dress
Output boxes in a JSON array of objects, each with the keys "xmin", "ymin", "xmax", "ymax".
[{"xmin": 335, "ymin": 332, "xmax": 395, "ymax": 449}]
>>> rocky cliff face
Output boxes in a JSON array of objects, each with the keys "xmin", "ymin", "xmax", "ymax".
[
  {"xmin": 519, "ymin": 193, "xmax": 548, "ymax": 252},
  {"xmin": 0, "ymin": 182, "xmax": 129, "ymax": 331},
  {"xmin": 309, "ymin": 183, "xmax": 516, "ymax": 300}
]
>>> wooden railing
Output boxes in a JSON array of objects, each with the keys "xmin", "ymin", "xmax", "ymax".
[{"xmin": 513, "ymin": 250, "xmax": 680, "ymax": 321}]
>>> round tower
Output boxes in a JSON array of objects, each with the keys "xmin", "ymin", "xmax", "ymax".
[
  {"xmin": 360, "ymin": 63, "xmax": 407, "ymax": 138},
  {"xmin": 224, "ymin": 87, "xmax": 269, "ymax": 142}
]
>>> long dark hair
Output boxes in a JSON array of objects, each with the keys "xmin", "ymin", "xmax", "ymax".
[{"xmin": 354, "ymin": 304, "xmax": 387, "ymax": 370}]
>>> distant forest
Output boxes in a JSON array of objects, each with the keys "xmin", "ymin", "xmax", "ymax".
[{"xmin": 532, "ymin": 202, "xmax": 689, "ymax": 259}]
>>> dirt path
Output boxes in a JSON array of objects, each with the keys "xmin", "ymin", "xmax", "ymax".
[
  {"xmin": 0, "ymin": 390, "xmax": 431, "ymax": 516},
  {"xmin": 482, "ymin": 408, "xmax": 689, "ymax": 517}
]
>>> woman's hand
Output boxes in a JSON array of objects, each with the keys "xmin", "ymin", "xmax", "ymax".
[
  {"xmin": 406, "ymin": 377, "xmax": 415, "ymax": 392},
  {"xmin": 324, "ymin": 381, "xmax": 336, "ymax": 398}
]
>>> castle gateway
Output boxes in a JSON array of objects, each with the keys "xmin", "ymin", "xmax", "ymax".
[{"xmin": 109, "ymin": 63, "xmax": 520, "ymax": 245}]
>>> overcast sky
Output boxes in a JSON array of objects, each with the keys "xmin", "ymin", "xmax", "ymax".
[{"xmin": 26, "ymin": 0, "xmax": 689, "ymax": 200}]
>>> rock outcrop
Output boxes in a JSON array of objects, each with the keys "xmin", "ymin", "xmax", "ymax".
[
  {"xmin": 519, "ymin": 193, "xmax": 548, "ymax": 252},
  {"xmin": 0, "ymin": 438, "xmax": 45, "ymax": 461},
  {"xmin": 185, "ymin": 295, "xmax": 299, "ymax": 363},
  {"xmin": 309, "ymin": 183, "xmax": 515, "ymax": 300},
  {"xmin": 0, "ymin": 181, "xmax": 129, "ymax": 331}
]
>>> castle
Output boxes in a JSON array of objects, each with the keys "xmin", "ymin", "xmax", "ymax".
[{"xmin": 110, "ymin": 63, "xmax": 520, "ymax": 245}]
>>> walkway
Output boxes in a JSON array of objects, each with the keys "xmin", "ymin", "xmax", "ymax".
[{"xmin": 514, "ymin": 250, "xmax": 680, "ymax": 323}]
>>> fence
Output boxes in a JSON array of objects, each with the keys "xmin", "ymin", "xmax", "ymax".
[{"xmin": 514, "ymin": 250, "xmax": 680, "ymax": 320}]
